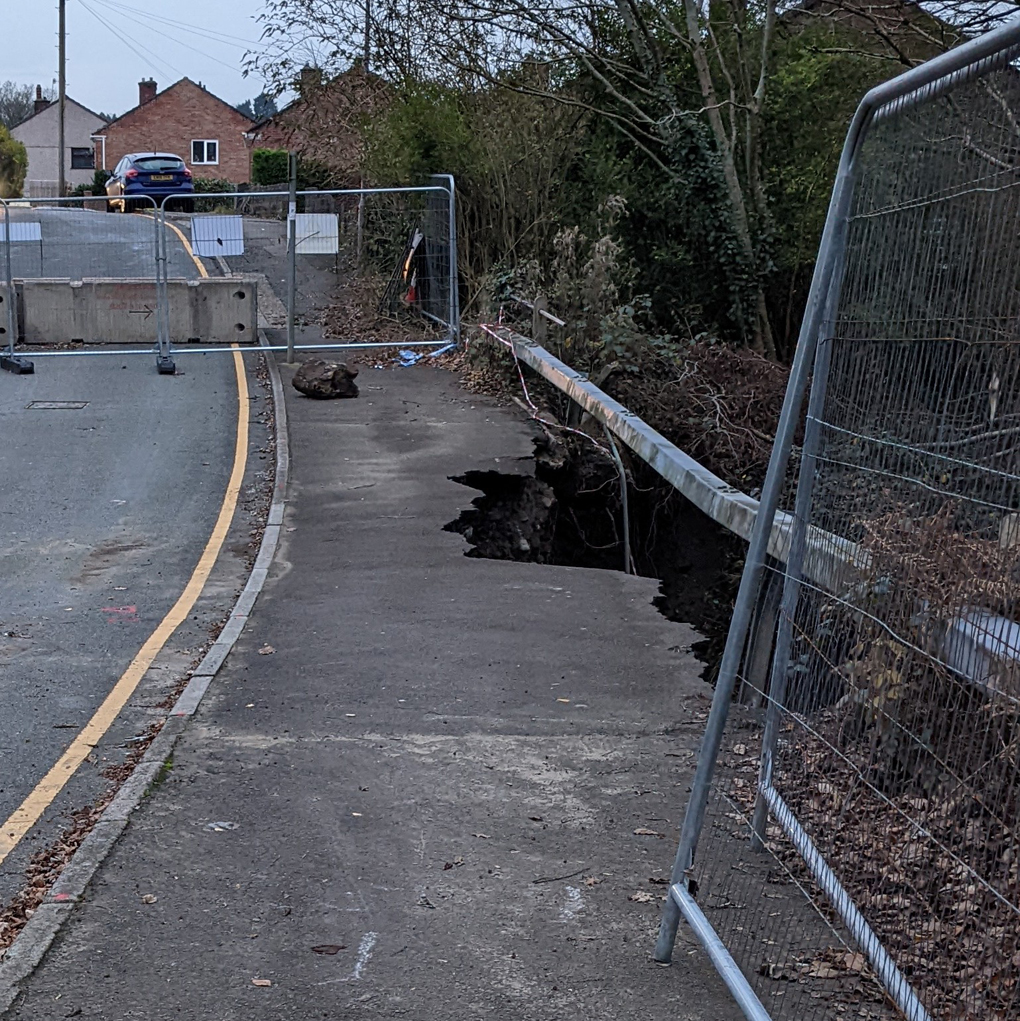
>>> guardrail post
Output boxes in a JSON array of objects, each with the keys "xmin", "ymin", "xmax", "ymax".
[
  {"xmin": 533, "ymin": 295, "xmax": 549, "ymax": 345},
  {"xmin": 740, "ymin": 567, "xmax": 780, "ymax": 708}
]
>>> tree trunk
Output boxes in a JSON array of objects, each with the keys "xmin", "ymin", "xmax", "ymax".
[{"xmin": 681, "ymin": 0, "xmax": 776, "ymax": 357}]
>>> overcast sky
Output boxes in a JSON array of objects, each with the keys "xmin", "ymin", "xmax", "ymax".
[{"xmin": 7, "ymin": 0, "xmax": 274, "ymax": 116}]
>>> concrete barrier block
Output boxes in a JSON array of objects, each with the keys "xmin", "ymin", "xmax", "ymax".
[
  {"xmin": 17, "ymin": 276, "xmax": 259, "ymax": 345},
  {"xmin": 189, "ymin": 278, "xmax": 258, "ymax": 346}
]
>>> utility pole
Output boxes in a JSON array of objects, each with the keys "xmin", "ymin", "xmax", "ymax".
[{"xmin": 58, "ymin": 0, "xmax": 66, "ymax": 197}]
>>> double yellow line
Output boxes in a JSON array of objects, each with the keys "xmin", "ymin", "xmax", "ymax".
[
  {"xmin": 0, "ymin": 294, "xmax": 246, "ymax": 867},
  {"xmin": 162, "ymin": 216, "xmax": 209, "ymax": 278}
]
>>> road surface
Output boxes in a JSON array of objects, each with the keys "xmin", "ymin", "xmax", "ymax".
[
  {"xmin": 3, "ymin": 207, "xmax": 201, "ymax": 281},
  {"xmin": 0, "ymin": 210, "xmax": 264, "ymax": 908}
]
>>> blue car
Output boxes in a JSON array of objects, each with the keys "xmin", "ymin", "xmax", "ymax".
[{"xmin": 106, "ymin": 152, "xmax": 195, "ymax": 213}]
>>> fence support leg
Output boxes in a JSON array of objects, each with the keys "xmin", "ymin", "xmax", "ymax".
[
  {"xmin": 286, "ymin": 152, "xmax": 298, "ymax": 364},
  {"xmin": 154, "ymin": 203, "xmax": 174, "ymax": 375},
  {"xmin": 654, "ymin": 126, "xmax": 858, "ymax": 962},
  {"xmin": 1, "ymin": 202, "xmax": 33, "ymax": 374},
  {"xmin": 603, "ymin": 426, "xmax": 632, "ymax": 575}
]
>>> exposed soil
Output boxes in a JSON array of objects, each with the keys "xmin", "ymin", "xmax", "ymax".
[{"xmin": 445, "ymin": 432, "xmax": 744, "ymax": 677}]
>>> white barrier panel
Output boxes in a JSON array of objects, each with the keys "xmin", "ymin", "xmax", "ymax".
[
  {"xmin": 0, "ymin": 223, "xmax": 43, "ymax": 243},
  {"xmin": 295, "ymin": 213, "xmax": 339, "ymax": 255},
  {"xmin": 191, "ymin": 215, "xmax": 245, "ymax": 258}
]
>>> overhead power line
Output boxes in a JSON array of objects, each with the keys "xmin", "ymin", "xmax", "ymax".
[
  {"xmin": 75, "ymin": 0, "xmax": 181, "ymax": 81},
  {"xmin": 87, "ymin": 0, "xmax": 265, "ymax": 49},
  {"xmin": 86, "ymin": 0, "xmax": 252, "ymax": 75}
]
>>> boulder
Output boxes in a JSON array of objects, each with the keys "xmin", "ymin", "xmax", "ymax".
[{"xmin": 291, "ymin": 359, "xmax": 359, "ymax": 399}]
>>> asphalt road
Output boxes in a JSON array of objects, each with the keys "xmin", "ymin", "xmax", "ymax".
[
  {"xmin": 0, "ymin": 206, "xmax": 261, "ymax": 909},
  {"xmin": 3, "ymin": 207, "xmax": 201, "ymax": 280}
]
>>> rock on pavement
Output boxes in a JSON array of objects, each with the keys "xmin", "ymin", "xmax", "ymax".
[{"xmin": 291, "ymin": 359, "xmax": 359, "ymax": 399}]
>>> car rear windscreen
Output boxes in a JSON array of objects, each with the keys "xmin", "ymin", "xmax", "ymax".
[{"xmin": 134, "ymin": 157, "xmax": 184, "ymax": 171}]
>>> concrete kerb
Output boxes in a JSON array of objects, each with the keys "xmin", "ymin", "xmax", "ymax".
[{"xmin": 0, "ymin": 331, "xmax": 290, "ymax": 1014}]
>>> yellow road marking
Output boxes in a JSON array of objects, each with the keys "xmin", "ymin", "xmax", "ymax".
[
  {"xmin": 161, "ymin": 216, "xmax": 209, "ymax": 278},
  {"xmin": 0, "ymin": 346, "xmax": 249, "ymax": 866}
]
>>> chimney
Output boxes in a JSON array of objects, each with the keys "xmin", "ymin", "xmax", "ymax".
[
  {"xmin": 33, "ymin": 85, "xmax": 50, "ymax": 116},
  {"xmin": 296, "ymin": 66, "xmax": 323, "ymax": 97},
  {"xmin": 139, "ymin": 79, "xmax": 157, "ymax": 106}
]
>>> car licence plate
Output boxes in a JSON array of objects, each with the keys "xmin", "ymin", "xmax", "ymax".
[{"xmin": 150, "ymin": 174, "xmax": 173, "ymax": 181}]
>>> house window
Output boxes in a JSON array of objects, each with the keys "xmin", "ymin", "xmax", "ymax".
[
  {"xmin": 70, "ymin": 147, "xmax": 95, "ymax": 170},
  {"xmin": 191, "ymin": 140, "xmax": 219, "ymax": 165}
]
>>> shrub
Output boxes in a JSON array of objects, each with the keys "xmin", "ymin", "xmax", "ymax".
[
  {"xmin": 251, "ymin": 148, "xmax": 289, "ymax": 186},
  {"xmin": 193, "ymin": 177, "xmax": 235, "ymax": 193},
  {"xmin": 0, "ymin": 125, "xmax": 27, "ymax": 198},
  {"xmin": 70, "ymin": 168, "xmax": 112, "ymax": 198}
]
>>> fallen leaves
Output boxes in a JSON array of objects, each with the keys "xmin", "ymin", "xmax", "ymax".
[
  {"xmin": 0, "ymin": 722, "xmax": 164, "ymax": 954},
  {"xmin": 140, "ymin": 894, "xmax": 158, "ymax": 905},
  {"xmin": 633, "ymin": 827, "xmax": 665, "ymax": 838},
  {"xmin": 252, "ymin": 978, "xmax": 272, "ymax": 988},
  {"xmin": 629, "ymin": 891, "xmax": 655, "ymax": 903},
  {"xmin": 842, "ymin": 951, "xmax": 866, "ymax": 974},
  {"xmin": 258, "ymin": 644, "xmax": 275, "ymax": 656},
  {"xmin": 311, "ymin": 944, "xmax": 346, "ymax": 955}
]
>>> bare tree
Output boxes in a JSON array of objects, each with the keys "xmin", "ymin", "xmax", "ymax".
[
  {"xmin": 249, "ymin": 0, "xmax": 785, "ymax": 353},
  {"xmin": 0, "ymin": 81, "xmax": 54, "ymax": 130},
  {"xmin": 247, "ymin": 0, "xmax": 1020, "ymax": 357}
]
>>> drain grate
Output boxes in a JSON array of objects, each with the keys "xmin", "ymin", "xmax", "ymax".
[{"xmin": 26, "ymin": 401, "xmax": 89, "ymax": 410}]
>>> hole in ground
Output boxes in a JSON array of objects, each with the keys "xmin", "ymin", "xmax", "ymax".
[{"xmin": 444, "ymin": 435, "xmax": 744, "ymax": 678}]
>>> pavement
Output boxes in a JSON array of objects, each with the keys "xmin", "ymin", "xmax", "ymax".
[{"xmin": 3, "ymin": 359, "xmax": 740, "ymax": 1020}]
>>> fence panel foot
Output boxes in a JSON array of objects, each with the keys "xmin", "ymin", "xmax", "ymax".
[{"xmin": 1, "ymin": 354, "xmax": 34, "ymax": 374}]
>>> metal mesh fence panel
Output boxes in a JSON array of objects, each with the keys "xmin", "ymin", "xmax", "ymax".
[
  {"xmin": 658, "ymin": 26, "xmax": 1020, "ymax": 1021},
  {"xmin": 1, "ymin": 196, "xmax": 161, "ymax": 362},
  {"xmin": 210, "ymin": 184, "xmax": 456, "ymax": 341},
  {"xmin": 0, "ymin": 182, "xmax": 457, "ymax": 376}
]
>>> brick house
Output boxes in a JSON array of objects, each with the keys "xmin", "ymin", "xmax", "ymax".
[
  {"xmin": 249, "ymin": 66, "xmax": 392, "ymax": 185},
  {"xmin": 93, "ymin": 79, "xmax": 255, "ymax": 185}
]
